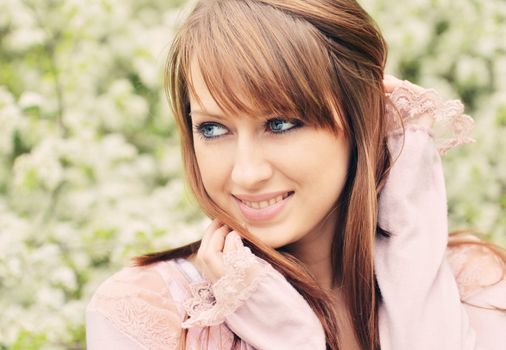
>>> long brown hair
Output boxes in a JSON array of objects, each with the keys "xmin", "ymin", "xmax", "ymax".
[
  {"xmin": 132, "ymin": 1, "xmax": 506, "ymax": 349},
  {"xmin": 135, "ymin": 1, "xmax": 389, "ymax": 349}
]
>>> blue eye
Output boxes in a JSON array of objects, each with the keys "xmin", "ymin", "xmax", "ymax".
[
  {"xmin": 267, "ymin": 118, "xmax": 302, "ymax": 133},
  {"xmin": 195, "ymin": 122, "xmax": 228, "ymax": 139}
]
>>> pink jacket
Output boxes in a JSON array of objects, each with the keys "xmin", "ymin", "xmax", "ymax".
[{"xmin": 86, "ymin": 85, "xmax": 506, "ymax": 349}]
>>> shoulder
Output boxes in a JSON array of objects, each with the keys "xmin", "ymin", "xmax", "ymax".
[
  {"xmin": 446, "ymin": 240, "xmax": 506, "ymax": 349},
  {"xmin": 88, "ymin": 261, "xmax": 182, "ymax": 304},
  {"xmin": 86, "ymin": 261, "xmax": 188, "ymax": 349},
  {"xmin": 446, "ymin": 240, "xmax": 506, "ymax": 303}
]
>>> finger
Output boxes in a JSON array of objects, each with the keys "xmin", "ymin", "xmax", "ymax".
[
  {"xmin": 383, "ymin": 74, "xmax": 397, "ymax": 85},
  {"xmin": 198, "ymin": 219, "xmax": 221, "ymax": 265},
  {"xmin": 197, "ymin": 224, "xmax": 229, "ymax": 281},
  {"xmin": 383, "ymin": 81, "xmax": 396, "ymax": 94},
  {"xmin": 383, "ymin": 75, "xmax": 402, "ymax": 93},
  {"xmin": 223, "ymin": 231, "xmax": 243, "ymax": 253},
  {"xmin": 207, "ymin": 225, "xmax": 230, "ymax": 254},
  {"xmin": 200, "ymin": 218, "xmax": 221, "ymax": 249}
]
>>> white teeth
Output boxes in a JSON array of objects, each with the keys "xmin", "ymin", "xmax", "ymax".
[
  {"xmin": 241, "ymin": 193, "xmax": 291, "ymax": 209},
  {"xmin": 258, "ymin": 200, "xmax": 268, "ymax": 209}
]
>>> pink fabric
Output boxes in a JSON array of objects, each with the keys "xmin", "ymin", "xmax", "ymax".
[{"xmin": 86, "ymin": 85, "xmax": 506, "ymax": 349}]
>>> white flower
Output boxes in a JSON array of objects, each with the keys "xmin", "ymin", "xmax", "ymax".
[
  {"xmin": 0, "ymin": 87, "xmax": 23, "ymax": 154},
  {"xmin": 493, "ymin": 56, "xmax": 506, "ymax": 91},
  {"xmin": 18, "ymin": 91, "xmax": 45, "ymax": 110},
  {"xmin": 3, "ymin": 27, "xmax": 46, "ymax": 51},
  {"xmin": 36, "ymin": 286, "xmax": 65, "ymax": 309},
  {"xmin": 13, "ymin": 138, "xmax": 64, "ymax": 191},
  {"xmin": 101, "ymin": 134, "xmax": 137, "ymax": 161},
  {"xmin": 51, "ymin": 266, "xmax": 78, "ymax": 291},
  {"xmin": 455, "ymin": 56, "xmax": 490, "ymax": 88}
]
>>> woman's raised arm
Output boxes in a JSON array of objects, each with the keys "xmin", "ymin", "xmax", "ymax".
[{"xmin": 375, "ymin": 77, "xmax": 481, "ymax": 349}]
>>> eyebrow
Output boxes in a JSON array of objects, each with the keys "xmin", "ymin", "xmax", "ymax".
[
  {"xmin": 189, "ymin": 110, "xmax": 226, "ymax": 120},
  {"xmin": 190, "ymin": 109, "xmax": 280, "ymax": 121}
]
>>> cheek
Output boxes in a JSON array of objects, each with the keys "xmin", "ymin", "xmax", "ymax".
[
  {"xmin": 292, "ymin": 133, "xmax": 350, "ymax": 176},
  {"xmin": 302, "ymin": 135, "xmax": 350, "ymax": 198},
  {"xmin": 194, "ymin": 143, "xmax": 230, "ymax": 197}
]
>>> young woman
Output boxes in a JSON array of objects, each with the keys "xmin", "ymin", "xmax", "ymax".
[{"xmin": 86, "ymin": 0, "xmax": 506, "ymax": 349}]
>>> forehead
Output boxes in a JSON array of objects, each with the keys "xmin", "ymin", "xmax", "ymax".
[
  {"xmin": 188, "ymin": 58, "xmax": 270, "ymax": 119},
  {"xmin": 189, "ymin": 60, "xmax": 218, "ymax": 112},
  {"xmin": 186, "ymin": 56, "xmax": 343, "ymax": 134}
]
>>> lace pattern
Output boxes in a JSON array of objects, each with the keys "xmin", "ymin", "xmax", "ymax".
[
  {"xmin": 87, "ymin": 269, "xmax": 181, "ymax": 350},
  {"xmin": 182, "ymin": 280, "xmax": 216, "ymax": 319},
  {"xmin": 181, "ymin": 245, "xmax": 270, "ymax": 328},
  {"xmin": 446, "ymin": 243, "xmax": 506, "ymax": 300},
  {"xmin": 386, "ymin": 80, "xmax": 475, "ymax": 155}
]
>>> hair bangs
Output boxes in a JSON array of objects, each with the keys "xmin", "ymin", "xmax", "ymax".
[{"xmin": 182, "ymin": 0, "xmax": 344, "ymax": 133}]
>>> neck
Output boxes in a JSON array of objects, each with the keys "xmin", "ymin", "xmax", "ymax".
[{"xmin": 283, "ymin": 209, "xmax": 339, "ymax": 291}]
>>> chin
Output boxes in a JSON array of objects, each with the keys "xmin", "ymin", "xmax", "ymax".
[{"xmin": 247, "ymin": 228, "xmax": 294, "ymax": 249}]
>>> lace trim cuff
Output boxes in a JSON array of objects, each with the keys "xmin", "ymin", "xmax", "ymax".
[
  {"xmin": 181, "ymin": 246, "xmax": 269, "ymax": 328},
  {"xmin": 386, "ymin": 80, "xmax": 475, "ymax": 155}
]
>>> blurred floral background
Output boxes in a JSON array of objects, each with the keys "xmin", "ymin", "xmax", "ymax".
[{"xmin": 0, "ymin": 0, "xmax": 504, "ymax": 348}]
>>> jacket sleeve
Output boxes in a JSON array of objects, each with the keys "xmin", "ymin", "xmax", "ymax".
[
  {"xmin": 375, "ymin": 81, "xmax": 482, "ymax": 349},
  {"xmin": 181, "ymin": 247, "xmax": 326, "ymax": 350},
  {"xmin": 86, "ymin": 266, "xmax": 183, "ymax": 350}
]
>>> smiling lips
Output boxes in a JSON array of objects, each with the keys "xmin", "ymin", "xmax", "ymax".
[{"xmin": 233, "ymin": 191, "xmax": 294, "ymax": 222}]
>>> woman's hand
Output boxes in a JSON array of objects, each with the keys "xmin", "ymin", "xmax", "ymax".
[
  {"xmin": 193, "ymin": 218, "xmax": 245, "ymax": 283},
  {"xmin": 383, "ymin": 74, "xmax": 435, "ymax": 130},
  {"xmin": 383, "ymin": 74, "xmax": 404, "ymax": 94}
]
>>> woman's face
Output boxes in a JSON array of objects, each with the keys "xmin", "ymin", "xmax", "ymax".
[{"xmin": 189, "ymin": 63, "xmax": 351, "ymax": 248}]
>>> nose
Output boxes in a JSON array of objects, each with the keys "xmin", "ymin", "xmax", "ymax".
[{"xmin": 231, "ymin": 136, "xmax": 273, "ymax": 190}]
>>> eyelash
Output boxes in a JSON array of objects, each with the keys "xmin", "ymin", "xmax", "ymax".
[{"xmin": 193, "ymin": 118, "xmax": 304, "ymax": 141}]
